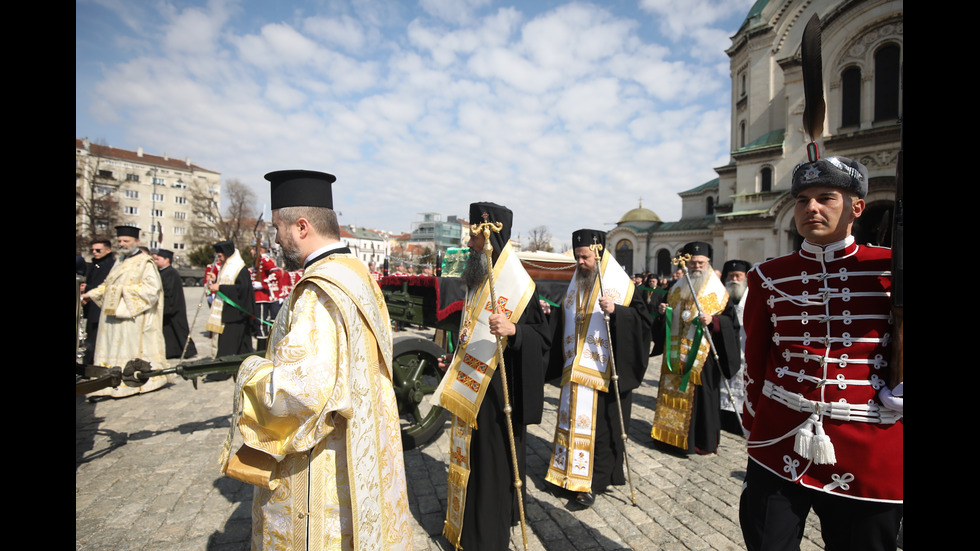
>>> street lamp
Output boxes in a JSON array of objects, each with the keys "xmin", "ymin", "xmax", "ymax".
[{"xmin": 146, "ymin": 167, "xmax": 160, "ymax": 247}]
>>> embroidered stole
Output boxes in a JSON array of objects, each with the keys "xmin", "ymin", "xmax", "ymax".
[
  {"xmin": 545, "ymin": 252, "xmax": 632, "ymax": 492},
  {"xmin": 99, "ymin": 253, "xmax": 155, "ymax": 317},
  {"xmin": 651, "ymin": 272, "xmax": 729, "ymax": 450},
  {"xmin": 206, "ymin": 251, "xmax": 246, "ymax": 334},
  {"xmin": 435, "ymin": 243, "xmax": 535, "ymax": 548}
]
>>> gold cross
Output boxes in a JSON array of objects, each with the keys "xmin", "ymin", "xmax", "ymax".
[
  {"xmin": 589, "ymin": 235, "xmax": 603, "ymax": 262},
  {"xmin": 672, "ymin": 252, "xmax": 692, "ymax": 270},
  {"xmin": 471, "ymin": 213, "xmax": 503, "ymax": 253}
]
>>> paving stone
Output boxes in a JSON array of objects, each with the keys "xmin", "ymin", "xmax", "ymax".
[{"xmin": 75, "ymin": 289, "xmax": 838, "ymax": 550}]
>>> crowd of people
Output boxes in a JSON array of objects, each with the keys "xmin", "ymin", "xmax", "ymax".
[{"xmin": 77, "ymin": 155, "xmax": 902, "ymax": 550}]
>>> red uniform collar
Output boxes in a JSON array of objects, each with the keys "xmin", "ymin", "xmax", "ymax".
[{"xmin": 799, "ymin": 235, "xmax": 858, "ymax": 262}]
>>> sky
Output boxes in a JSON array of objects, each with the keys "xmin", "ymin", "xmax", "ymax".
[{"xmin": 76, "ymin": 0, "xmax": 755, "ymax": 251}]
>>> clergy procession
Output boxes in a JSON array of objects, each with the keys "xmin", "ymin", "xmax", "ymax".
[
  {"xmin": 78, "ymin": 162, "xmax": 902, "ymax": 551},
  {"xmin": 77, "ymin": 7, "xmax": 901, "ymax": 549}
]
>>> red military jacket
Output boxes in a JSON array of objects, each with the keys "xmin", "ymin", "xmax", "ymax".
[
  {"xmin": 204, "ymin": 261, "xmax": 221, "ymax": 296},
  {"xmin": 743, "ymin": 236, "xmax": 902, "ymax": 503},
  {"xmin": 250, "ymin": 253, "xmax": 281, "ymax": 303},
  {"xmin": 276, "ymin": 269, "xmax": 304, "ymax": 300}
]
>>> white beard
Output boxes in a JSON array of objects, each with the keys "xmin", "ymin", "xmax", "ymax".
[
  {"xmin": 726, "ymin": 279, "xmax": 747, "ymax": 302},
  {"xmin": 679, "ymin": 269, "xmax": 708, "ymax": 301}
]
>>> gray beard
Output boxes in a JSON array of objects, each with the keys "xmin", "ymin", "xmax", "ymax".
[
  {"xmin": 726, "ymin": 279, "xmax": 747, "ymax": 302},
  {"xmin": 576, "ymin": 265, "xmax": 597, "ymax": 291},
  {"xmin": 688, "ymin": 269, "xmax": 707, "ymax": 292},
  {"xmin": 117, "ymin": 246, "xmax": 134, "ymax": 257},
  {"xmin": 462, "ymin": 249, "xmax": 487, "ymax": 290},
  {"xmin": 679, "ymin": 269, "xmax": 708, "ymax": 302}
]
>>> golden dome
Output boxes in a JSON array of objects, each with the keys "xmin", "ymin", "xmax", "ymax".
[{"xmin": 617, "ymin": 200, "xmax": 661, "ymax": 224}]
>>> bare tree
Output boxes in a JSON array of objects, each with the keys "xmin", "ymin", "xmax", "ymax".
[
  {"xmin": 189, "ymin": 178, "xmax": 258, "ymax": 251},
  {"xmin": 75, "ymin": 138, "xmax": 126, "ymax": 250},
  {"xmin": 526, "ymin": 225, "xmax": 554, "ymax": 252}
]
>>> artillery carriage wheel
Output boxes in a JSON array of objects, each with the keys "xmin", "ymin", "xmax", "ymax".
[{"xmin": 392, "ymin": 336, "xmax": 450, "ymax": 449}]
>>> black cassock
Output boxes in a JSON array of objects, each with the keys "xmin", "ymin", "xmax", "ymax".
[
  {"xmin": 159, "ymin": 266, "xmax": 196, "ymax": 359},
  {"xmin": 216, "ymin": 267, "xmax": 254, "ymax": 356},
  {"xmin": 545, "ymin": 290, "xmax": 652, "ymax": 494},
  {"xmin": 686, "ymin": 312, "xmax": 740, "ymax": 454},
  {"xmin": 83, "ymin": 255, "xmax": 116, "ymax": 365},
  {"xmin": 459, "ymin": 297, "xmax": 550, "ymax": 551}
]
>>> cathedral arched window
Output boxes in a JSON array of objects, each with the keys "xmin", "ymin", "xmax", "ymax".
[
  {"xmin": 760, "ymin": 166, "xmax": 772, "ymax": 192},
  {"xmin": 874, "ymin": 44, "xmax": 900, "ymax": 122},
  {"xmin": 841, "ymin": 66, "xmax": 861, "ymax": 128}
]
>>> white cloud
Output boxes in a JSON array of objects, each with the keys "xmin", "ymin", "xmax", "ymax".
[
  {"xmin": 303, "ymin": 14, "xmax": 368, "ymax": 53},
  {"xmin": 419, "ymin": 0, "xmax": 492, "ymax": 25},
  {"xmin": 79, "ymin": 0, "xmax": 751, "ymax": 243}
]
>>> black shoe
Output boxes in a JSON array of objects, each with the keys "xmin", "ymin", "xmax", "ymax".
[{"xmin": 575, "ymin": 492, "xmax": 595, "ymax": 508}]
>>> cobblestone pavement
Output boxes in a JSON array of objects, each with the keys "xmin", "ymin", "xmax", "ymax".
[{"xmin": 76, "ymin": 288, "xmax": 833, "ymax": 550}]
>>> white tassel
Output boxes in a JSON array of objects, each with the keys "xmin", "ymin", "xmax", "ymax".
[
  {"xmin": 794, "ymin": 413, "xmax": 817, "ymax": 458},
  {"xmin": 811, "ymin": 419, "xmax": 836, "ymax": 465}
]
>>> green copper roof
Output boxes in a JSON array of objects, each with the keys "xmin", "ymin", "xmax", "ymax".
[
  {"xmin": 734, "ymin": 129, "xmax": 785, "ymax": 154},
  {"xmin": 679, "ymin": 178, "xmax": 719, "ymax": 196},
  {"xmin": 739, "ymin": 0, "xmax": 771, "ymax": 32}
]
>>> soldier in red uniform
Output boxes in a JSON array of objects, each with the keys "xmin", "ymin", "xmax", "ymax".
[
  {"xmin": 739, "ymin": 157, "xmax": 903, "ymax": 551},
  {"xmin": 204, "ymin": 258, "xmax": 221, "ymax": 306},
  {"xmin": 249, "ymin": 241, "xmax": 282, "ymax": 347},
  {"xmin": 276, "ymin": 268, "xmax": 304, "ymax": 301}
]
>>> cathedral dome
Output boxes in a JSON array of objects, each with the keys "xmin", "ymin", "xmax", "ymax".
[{"xmin": 617, "ymin": 201, "xmax": 661, "ymax": 224}]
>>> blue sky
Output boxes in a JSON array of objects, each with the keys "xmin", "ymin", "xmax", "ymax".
[{"xmin": 76, "ymin": 0, "xmax": 755, "ymax": 250}]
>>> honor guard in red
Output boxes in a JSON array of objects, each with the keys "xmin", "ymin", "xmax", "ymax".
[{"xmin": 739, "ymin": 156, "xmax": 903, "ymax": 550}]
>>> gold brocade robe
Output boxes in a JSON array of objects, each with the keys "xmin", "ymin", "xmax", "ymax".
[
  {"xmin": 236, "ymin": 253, "xmax": 413, "ymax": 551},
  {"xmin": 650, "ymin": 271, "xmax": 728, "ymax": 450},
  {"xmin": 86, "ymin": 252, "xmax": 171, "ymax": 397}
]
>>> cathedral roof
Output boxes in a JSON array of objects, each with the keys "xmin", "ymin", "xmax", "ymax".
[{"xmin": 617, "ymin": 200, "xmax": 661, "ymax": 224}]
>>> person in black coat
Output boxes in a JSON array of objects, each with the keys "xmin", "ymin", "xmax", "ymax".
[
  {"xmin": 152, "ymin": 249, "xmax": 197, "ymax": 359},
  {"xmin": 207, "ymin": 241, "xmax": 254, "ymax": 357},
  {"xmin": 82, "ymin": 239, "xmax": 115, "ymax": 365}
]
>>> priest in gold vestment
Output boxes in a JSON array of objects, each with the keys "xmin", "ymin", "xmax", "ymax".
[
  {"xmin": 222, "ymin": 170, "xmax": 412, "ymax": 551},
  {"xmin": 81, "ymin": 225, "xmax": 171, "ymax": 398},
  {"xmin": 650, "ymin": 241, "xmax": 739, "ymax": 454}
]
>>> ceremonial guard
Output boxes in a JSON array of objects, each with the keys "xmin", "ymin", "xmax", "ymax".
[
  {"xmin": 739, "ymin": 15, "xmax": 902, "ymax": 549},
  {"xmin": 220, "ymin": 170, "xmax": 412, "ymax": 550},
  {"xmin": 276, "ymin": 268, "xmax": 302, "ymax": 300},
  {"xmin": 249, "ymin": 240, "xmax": 282, "ymax": 348},
  {"xmin": 544, "ymin": 229, "xmax": 650, "ymax": 508},
  {"xmin": 433, "ymin": 202, "xmax": 550, "ymax": 550},
  {"xmin": 650, "ymin": 242, "xmax": 739, "ymax": 454},
  {"xmin": 206, "ymin": 240, "xmax": 254, "ymax": 356},
  {"xmin": 153, "ymin": 248, "xmax": 197, "ymax": 359},
  {"xmin": 204, "ymin": 258, "xmax": 221, "ymax": 306},
  {"xmin": 738, "ymin": 157, "xmax": 903, "ymax": 549},
  {"xmin": 81, "ymin": 225, "xmax": 171, "ymax": 398}
]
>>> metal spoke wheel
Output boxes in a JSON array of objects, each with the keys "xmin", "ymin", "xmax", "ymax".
[{"xmin": 392, "ymin": 336, "xmax": 451, "ymax": 449}]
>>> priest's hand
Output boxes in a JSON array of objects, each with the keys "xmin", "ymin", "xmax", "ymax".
[
  {"xmin": 699, "ymin": 313, "xmax": 713, "ymax": 327},
  {"xmin": 209, "ymin": 283, "xmax": 221, "ymax": 293},
  {"xmin": 438, "ymin": 354, "xmax": 452, "ymax": 372},
  {"xmin": 488, "ymin": 313, "xmax": 516, "ymax": 337},
  {"xmin": 658, "ymin": 302, "xmax": 667, "ymax": 315},
  {"xmin": 539, "ymin": 299, "xmax": 551, "ymax": 315},
  {"xmin": 599, "ymin": 296, "xmax": 615, "ymax": 315}
]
